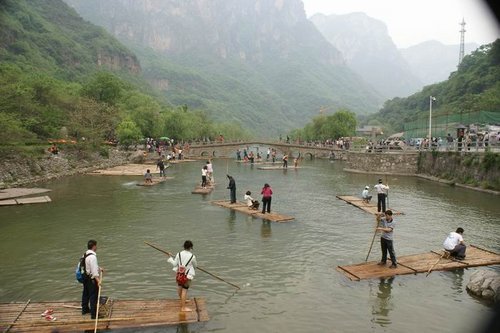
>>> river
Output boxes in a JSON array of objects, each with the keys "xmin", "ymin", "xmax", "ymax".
[{"xmin": 0, "ymin": 157, "xmax": 499, "ymax": 332}]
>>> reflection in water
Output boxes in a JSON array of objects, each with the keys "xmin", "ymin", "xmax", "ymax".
[
  {"xmin": 371, "ymin": 277, "xmax": 395, "ymax": 327},
  {"xmin": 261, "ymin": 221, "xmax": 272, "ymax": 238},
  {"xmin": 444, "ymin": 268, "xmax": 465, "ymax": 295},
  {"xmin": 226, "ymin": 210, "xmax": 236, "ymax": 230}
]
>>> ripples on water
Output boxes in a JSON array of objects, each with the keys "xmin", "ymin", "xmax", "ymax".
[{"xmin": 0, "ymin": 157, "xmax": 498, "ymax": 332}]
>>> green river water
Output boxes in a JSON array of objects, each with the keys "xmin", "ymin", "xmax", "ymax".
[{"xmin": 0, "ymin": 157, "xmax": 499, "ymax": 332}]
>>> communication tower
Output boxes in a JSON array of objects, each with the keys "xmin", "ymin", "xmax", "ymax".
[{"xmin": 458, "ymin": 18, "xmax": 466, "ymax": 66}]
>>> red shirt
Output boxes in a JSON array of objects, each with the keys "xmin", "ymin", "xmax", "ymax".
[{"xmin": 261, "ymin": 187, "xmax": 273, "ymax": 198}]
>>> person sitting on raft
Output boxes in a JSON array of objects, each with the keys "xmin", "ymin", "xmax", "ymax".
[
  {"xmin": 244, "ymin": 191, "xmax": 260, "ymax": 210},
  {"xmin": 443, "ymin": 227, "xmax": 467, "ymax": 260},
  {"xmin": 144, "ymin": 169, "xmax": 153, "ymax": 184},
  {"xmin": 362, "ymin": 186, "xmax": 372, "ymax": 203}
]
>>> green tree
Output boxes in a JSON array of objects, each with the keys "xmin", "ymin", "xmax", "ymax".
[
  {"xmin": 81, "ymin": 72, "xmax": 123, "ymax": 105},
  {"xmin": 116, "ymin": 118, "xmax": 142, "ymax": 148},
  {"xmin": 0, "ymin": 113, "xmax": 36, "ymax": 145},
  {"xmin": 67, "ymin": 98, "xmax": 120, "ymax": 145}
]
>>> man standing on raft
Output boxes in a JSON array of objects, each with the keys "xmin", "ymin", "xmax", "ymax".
[
  {"xmin": 374, "ymin": 179, "xmax": 389, "ymax": 213},
  {"xmin": 376, "ymin": 210, "xmax": 397, "ymax": 269}
]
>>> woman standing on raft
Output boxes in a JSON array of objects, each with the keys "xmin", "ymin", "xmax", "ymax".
[{"xmin": 261, "ymin": 183, "xmax": 273, "ymax": 214}]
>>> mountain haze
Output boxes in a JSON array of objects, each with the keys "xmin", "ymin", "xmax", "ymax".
[
  {"xmin": 400, "ymin": 40, "xmax": 479, "ymax": 85},
  {"xmin": 310, "ymin": 12, "xmax": 422, "ymax": 99},
  {"xmin": 64, "ymin": 0, "xmax": 384, "ymax": 135}
]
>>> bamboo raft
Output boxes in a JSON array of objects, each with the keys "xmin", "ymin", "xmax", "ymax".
[
  {"xmin": 257, "ymin": 166, "xmax": 301, "ymax": 170},
  {"xmin": 211, "ymin": 200, "xmax": 294, "ymax": 222},
  {"xmin": 0, "ymin": 196, "xmax": 52, "ymax": 206},
  {"xmin": 0, "ymin": 188, "xmax": 51, "ymax": 200},
  {"xmin": 0, "ymin": 298, "xmax": 209, "ymax": 332},
  {"xmin": 336, "ymin": 195, "xmax": 404, "ymax": 215},
  {"xmin": 89, "ymin": 164, "xmax": 172, "ymax": 176},
  {"xmin": 337, "ymin": 245, "xmax": 500, "ymax": 281},
  {"xmin": 136, "ymin": 178, "xmax": 169, "ymax": 186},
  {"xmin": 192, "ymin": 184, "xmax": 215, "ymax": 194}
]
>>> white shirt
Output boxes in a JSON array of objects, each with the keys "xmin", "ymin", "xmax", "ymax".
[
  {"xmin": 244, "ymin": 194, "xmax": 255, "ymax": 207},
  {"xmin": 374, "ymin": 183, "xmax": 389, "ymax": 194},
  {"xmin": 443, "ymin": 232, "xmax": 464, "ymax": 250},
  {"xmin": 202, "ymin": 168, "xmax": 208, "ymax": 176},
  {"xmin": 84, "ymin": 249, "xmax": 99, "ymax": 279},
  {"xmin": 362, "ymin": 189, "xmax": 370, "ymax": 198},
  {"xmin": 206, "ymin": 163, "xmax": 213, "ymax": 173},
  {"xmin": 168, "ymin": 250, "xmax": 197, "ymax": 279}
]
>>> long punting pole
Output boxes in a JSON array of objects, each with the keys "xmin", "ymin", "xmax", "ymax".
[
  {"xmin": 144, "ymin": 242, "xmax": 240, "ymax": 290},
  {"xmin": 94, "ymin": 271, "xmax": 103, "ymax": 333},
  {"xmin": 365, "ymin": 215, "xmax": 380, "ymax": 262}
]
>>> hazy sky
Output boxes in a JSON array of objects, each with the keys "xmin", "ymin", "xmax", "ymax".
[{"xmin": 302, "ymin": 0, "xmax": 500, "ymax": 48}]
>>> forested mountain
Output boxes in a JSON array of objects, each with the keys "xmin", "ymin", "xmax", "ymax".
[
  {"xmin": 64, "ymin": 0, "xmax": 384, "ymax": 136},
  {"xmin": 366, "ymin": 40, "xmax": 500, "ymax": 134},
  {"xmin": 400, "ymin": 40, "xmax": 479, "ymax": 86},
  {"xmin": 310, "ymin": 12, "xmax": 422, "ymax": 98},
  {"xmin": 0, "ymin": 0, "xmax": 250, "ymax": 147}
]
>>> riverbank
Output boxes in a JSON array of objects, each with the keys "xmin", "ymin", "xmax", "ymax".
[
  {"xmin": 344, "ymin": 150, "xmax": 500, "ymax": 194},
  {"xmin": 0, "ymin": 147, "xmax": 141, "ymax": 189}
]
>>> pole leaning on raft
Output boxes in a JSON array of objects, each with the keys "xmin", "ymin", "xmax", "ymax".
[
  {"xmin": 365, "ymin": 215, "xmax": 381, "ymax": 262},
  {"xmin": 94, "ymin": 271, "xmax": 103, "ymax": 333},
  {"xmin": 144, "ymin": 241, "xmax": 240, "ymax": 290}
]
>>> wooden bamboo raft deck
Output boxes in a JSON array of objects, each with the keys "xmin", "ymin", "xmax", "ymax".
[
  {"xmin": 211, "ymin": 200, "xmax": 294, "ymax": 222},
  {"xmin": 337, "ymin": 245, "xmax": 500, "ymax": 281},
  {"xmin": 0, "ymin": 188, "xmax": 51, "ymax": 200},
  {"xmin": 0, "ymin": 298, "xmax": 209, "ymax": 332},
  {"xmin": 257, "ymin": 166, "xmax": 301, "ymax": 170},
  {"xmin": 192, "ymin": 184, "xmax": 215, "ymax": 194},
  {"xmin": 336, "ymin": 195, "xmax": 404, "ymax": 215},
  {"xmin": 89, "ymin": 164, "xmax": 171, "ymax": 176},
  {"xmin": 136, "ymin": 178, "xmax": 169, "ymax": 186},
  {"xmin": 0, "ymin": 196, "xmax": 52, "ymax": 206}
]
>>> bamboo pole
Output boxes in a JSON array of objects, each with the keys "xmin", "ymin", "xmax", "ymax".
[
  {"xmin": 365, "ymin": 215, "xmax": 381, "ymax": 262},
  {"xmin": 385, "ymin": 174, "xmax": 389, "ymax": 210},
  {"xmin": 426, "ymin": 252, "xmax": 446, "ymax": 277},
  {"xmin": 94, "ymin": 271, "xmax": 103, "ymax": 333},
  {"xmin": 145, "ymin": 241, "xmax": 240, "ymax": 290},
  {"xmin": 3, "ymin": 299, "xmax": 30, "ymax": 333}
]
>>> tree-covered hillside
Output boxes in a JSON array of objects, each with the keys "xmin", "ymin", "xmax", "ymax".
[
  {"xmin": 0, "ymin": 0, "xmax": 250, "ymax": 150},
  {"xmin": 0, "ymin": 0, "xmax": 140, "ymax": 80},
  {"xmin": 365, "ymin": 39, "xmax": 500, "ymax": 135}
]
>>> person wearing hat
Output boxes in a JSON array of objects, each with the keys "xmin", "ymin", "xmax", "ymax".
[
  {"xmin": 361, "ymin": 186, "xmax": 372, "ymax": 203},
  {"xmin": 374, "ymin": 179, "xmax": 389, "ymax": 213}
]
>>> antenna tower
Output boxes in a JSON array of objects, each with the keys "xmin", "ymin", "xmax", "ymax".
[{"xmin": 458, "ymin": 18, "xmax": 466, "ymax": 66}]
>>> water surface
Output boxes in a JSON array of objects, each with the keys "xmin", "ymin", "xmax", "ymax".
[{"xmin": 0, "ymin": 158, "xmax": 498, "ymax": 332}]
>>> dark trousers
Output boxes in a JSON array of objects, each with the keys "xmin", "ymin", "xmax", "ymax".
[
  {"xmin": 380, "ymin": 237, "xmax": 397, "ymax": 265},
  {"xmin": 449, "ymin": 244, "xmax": 466, "ymax": 257},
  {"xmin": 82, "ymin": 278, "xmax": 98, "ymax": 318},
  {"xmin": 201, "ymin": 175, "xmax": 207, "ymax": 187},
  {"xmin": 377, "ymin": 193, "xmax": 386, "ymax": 212},
  {"xmin": 262, "ymin": 197, "xmax": 272, "ymax": 213},
  {"xmin": 230, "ymin": 189, "xmax": 236, "ymax": 203},
  {"xmin": 283, "ymin": 160, "xmax": 288, "ymax": 168}
]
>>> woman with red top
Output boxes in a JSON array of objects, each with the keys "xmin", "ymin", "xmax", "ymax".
[{"xmin": 261, "ymin": 183, "xmax": 273, "ymax": 214}]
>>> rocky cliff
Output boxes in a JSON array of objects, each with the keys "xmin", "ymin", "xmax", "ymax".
[
  {"xmin": 63, "ymin": 0, "xmax": 384, "ymax": 135},
  {"xmin": 311, "ymin": 12, "xmax": 422, "ymax": 99}
]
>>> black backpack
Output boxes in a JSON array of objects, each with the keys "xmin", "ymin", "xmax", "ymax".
[{"xmin": 75, "ymin": 252, "xmax": 94, "ymax": 283}]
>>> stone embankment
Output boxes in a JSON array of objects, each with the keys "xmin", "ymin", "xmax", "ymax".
[
  {"xmin": 344, "ymin": 151, "xmax": 499, "ymax": 193},
  {"xmin": 467, "ymin": 270, "xmax": 500, "ymax": 303},
  {"xmin": 0, "ymin": 148, "xmax": 142, "ymax": 188}
]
